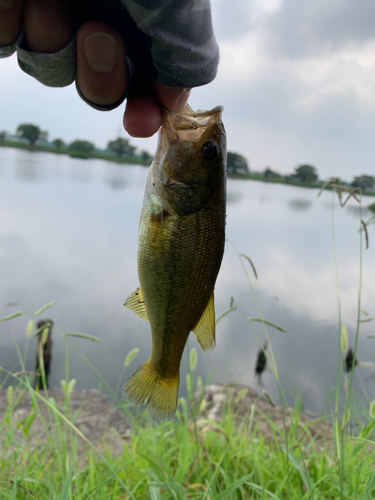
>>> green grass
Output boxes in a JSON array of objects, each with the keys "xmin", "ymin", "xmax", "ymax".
[
  {"xmin": 1, "ymin": 375, "xmax": 375, "ymax": 499},
  {"xmin": 1, "ymin": 182, "xmax": 375, "ymax": 499}
]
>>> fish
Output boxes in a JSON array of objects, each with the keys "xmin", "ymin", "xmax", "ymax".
[{"xmin": 123, "ymin": 104, "xmax": 226, "ymax": 419}]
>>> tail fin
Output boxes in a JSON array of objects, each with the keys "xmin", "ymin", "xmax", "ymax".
[{"xmin": 123, "ymin": 359, "xmax": 179, "ymax": 420}]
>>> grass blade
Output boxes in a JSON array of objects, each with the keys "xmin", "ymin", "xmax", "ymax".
[
  {"xmin": 215, "ymin": 306, "xmax": 237, "ymax": 324},
  {"xmin": 212, "ymin": 474, "xmax": 253, "ymax": 500},
  {"xmin": 239, "ymin": 253, "xmax": 258, "ymax": 279},
  {"xmin": 64, "ymin": 333, "xmax": 100, "ymax": 341},
  {"xmin": 247, "ymin": 318, "xmax": 286, "ymax": 332},
  {"xmin": 34, "ymin": 300, "xmax": 55, "ymax": 316},
  {"xmin": 281, "ymin": 445, "xmax": 312, "ymax": 494},
  {"xmin": 0, "ymin": 311, "xmax": 22, "ymax": 323},
  {"xmin": 245, "ymin": 483, "xmax": 282, "ymax": 500},
  {"xmin": 124, "ymin": 347, "xmax": 139, "ymax": 367}
]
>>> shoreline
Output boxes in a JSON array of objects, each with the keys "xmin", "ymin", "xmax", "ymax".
[
  {"xmin": 2, "ymin": 141, "xmax": 375, "ymax": 200},
  {"xmin": 0, "ymin": 141, "xmax": 151, "ymax": 167}
]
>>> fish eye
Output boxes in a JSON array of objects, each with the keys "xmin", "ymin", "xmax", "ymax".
[{"xmin": 200, "ymin": 141, "xmax": 220, "ymax": 162}]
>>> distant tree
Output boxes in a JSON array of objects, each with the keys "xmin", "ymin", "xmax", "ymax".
[
  {"xmin": 227, "ymin": 152, "xmax": 249, "ymax": 174},
  {"xmin": 293, "ymin": 164, "xmax": 318, "ymax": 183},
  {"xmin": 68, "ymin": 140, "xmax": 95, "ymax": 155},
  {"xmin": 264, "ymin": 167, "xmax": 281, "ymax": 178},
  {"xmin": 326, "ymin": 177, "xmax": 342, "ymax": 188},
  {"xmin": 352, "ymin": 175, "xmax": 375, "ymax": 191},
  {"xmin": 141, "ymin": 150, "xmax": 153, "ymax": 164},
  {"xmin": 107, "ymin": 137, "xmax": 136, "ymax": 157},
  {"xmin": 52, "ymin": 138, "xmax": 65, "ymax": 149},
  {"xmin": 17, "ymin": 123, "xmax": 48, "ymax": 146},
  {"xmin": 0, "ymin": 130, "xmax": 7, "ymax": 144}
]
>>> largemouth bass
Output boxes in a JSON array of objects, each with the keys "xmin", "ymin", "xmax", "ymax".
[{"xmin": 123, "ymin": 105, "xmax": 226, "ymax": 419}]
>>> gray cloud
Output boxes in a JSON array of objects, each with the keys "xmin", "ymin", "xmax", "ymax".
[
  {"xmin": 212, "ymin": 0, "xmax": 253, "ymax": 41},
  {"xmin": 263, "ymin": 0, "xmax": 375, "ymax": 59},
  {"xmin": 192, "ymin": 68, "xmax": 375, "ymax": 178}
]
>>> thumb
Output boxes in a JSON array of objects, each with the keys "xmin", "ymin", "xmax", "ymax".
[{"xmin": 154, "ymin": 81, "xmax": 191, "ymax": 113}]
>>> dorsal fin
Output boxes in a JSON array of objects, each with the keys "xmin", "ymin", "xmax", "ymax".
[
  {"xmin": 123, "ymin": 286, "xmax": 149, "ymax": 321},
  {"xmin": 192, "ymin": 292, "xmax": 215, "ymax": 353}
]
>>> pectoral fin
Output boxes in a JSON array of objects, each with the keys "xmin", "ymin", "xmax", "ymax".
[
  {"xmin": 192, "ymin": 292, "xmax": 215, "ymax": 353},
  {"xmin": 123, "ymin": 286, "xmax": 149, "ymax": 321}
]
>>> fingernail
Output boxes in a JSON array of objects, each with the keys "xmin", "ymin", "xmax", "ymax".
[
  {"xmin": 0, "ymin": 0, "xmax": 17, "ymax": 9},
  {"xmin": 83, "ymin": 32, "xmax": 117, "ymax": 73},
  {"xmin": 174, "ymin": 88, "xmax": 191, "ymax": 112}
]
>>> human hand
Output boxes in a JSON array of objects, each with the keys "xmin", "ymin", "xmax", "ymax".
[{"xmin": 0, "ymin": 0, "xmax": 218, "ymax": 138}]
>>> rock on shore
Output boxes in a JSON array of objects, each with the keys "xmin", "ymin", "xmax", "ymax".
[{"xmin": 197, "ymin": 383, "xmax": 332, "ymax": 447}]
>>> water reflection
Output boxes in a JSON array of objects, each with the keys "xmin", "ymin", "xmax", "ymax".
[
  {"xmin": 105, "ymin": 176, "xmax": 128, "ymax": 191},
  {"xmin": 15, "ymin": 160, "xmax": 46, "ymax": 182},
  {"xmin": 1, "ymin": 148, "xmax": 375, "ymax": 415},
  {"xmin": 258, "ymin": 196, "xmax": 269, "ymax": 203},
  {"xmin": 345, "ymin": 204, "xmax": 371, "ymax": 218},
  {"xmin": 67, "ymin": 165, "xmax": 93, "ymax": 183},
  {"xmin": 288, "ymin": 199, "xmax": 312, "ymax": 212},
  {"xmin": 227, "ymin": 190, "xmax": 243, "ymax": 204}
]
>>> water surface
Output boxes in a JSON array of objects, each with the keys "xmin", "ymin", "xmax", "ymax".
[{"xmin": 1, "ymin": 147, "xmax": 374, "ymax": 414}]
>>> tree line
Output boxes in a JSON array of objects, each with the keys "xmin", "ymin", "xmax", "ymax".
[
  {"xmin": 0, "ymin": 123, "xmax": 153, "ymax": 162},
  {"xmin": 1, "ymin": 124, "xmax": 374, "ymax": 192},
  {"xmin": 227, "ymin": 152, "xmax": 375, "ymax": 192}
]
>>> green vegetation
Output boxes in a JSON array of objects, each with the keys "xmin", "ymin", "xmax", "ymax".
[
  {"xmin": 52, "ymin": 138, "xmax": 65, "ymax": 150},
  {"xmin": 0, "ymin": 130, "xmax": 8, "ymax": 144},
  {"xmin": 1, "ymin": 378, "xmax": 375, "ymax": 499},
  {"xmin": 141, "ymin": 150, "xmax": 153, "ymax": 163},
  {"xmin": 107, "ymin": 137, "xmax": 136, "ymax": 157},
  {"xmin": 1, "ymin": 186, "xmax": 375, "ymax": 498},
  {"xmin": 1, "ymin": 124, "xmax": 374, "ymax": 197},
  {"xmin": 16, "ymin": 123, "xmax": 48, "ymax": 146},
  {"xmin": 352, "ymin": 175, "xmax": 375, "ymax": 191},
  {"xmin": 292, "ymin": 164, "xmax": 318, "ymax": 183},
  {"xmin": 68, "ymin": 140, "xmax": 95, "ymax": 159},
  {"xmin": 0, "ymin": 123, "xmax": 153, "ymax": 166},
  {"xmin": 264, "ymin": 167, "xmax": 282, "ymax": 179},
  {"xmin": 227, "ymin": 151, "xmax": 249, "ymax": 174},
  {"xmin": 230, "ymin": 161, "xmax": 375, "ymax": 197}
]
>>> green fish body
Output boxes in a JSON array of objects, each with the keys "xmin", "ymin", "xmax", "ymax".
[{"xmin": 123, "ymin": 105, "xmax": 226, "ymax": 418}]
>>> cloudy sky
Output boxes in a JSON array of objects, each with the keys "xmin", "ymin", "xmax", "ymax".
[{"xmin": 1, "ymin": 0, "xmax": 375, "ymax": 180}]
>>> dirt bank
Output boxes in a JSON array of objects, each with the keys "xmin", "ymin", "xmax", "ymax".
[{"xmin": 0, "ymin": 383, "xmax": 332, "ymax": 456}]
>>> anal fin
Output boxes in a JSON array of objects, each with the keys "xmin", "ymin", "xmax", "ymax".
[
  {"xmin": 192, "ymin": 292, "xmax": 215, "ymax": 353},
  {"xmin": 123, "ymin": 286, "xmax": 149, "ymax": 321}
]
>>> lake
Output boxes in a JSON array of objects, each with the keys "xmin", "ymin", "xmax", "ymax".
[{"xmin": 1, "ymin": 147, "xmax": 374, "ymax": 415}]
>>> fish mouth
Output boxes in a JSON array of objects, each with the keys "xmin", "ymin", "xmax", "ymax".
[{"xmin": 161, "ymin": 105, "xmax": 223, "ymax": 143}]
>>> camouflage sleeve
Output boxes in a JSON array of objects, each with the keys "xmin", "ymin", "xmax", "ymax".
[
  {"xmin": 0, "ymin": 31, "xmax": 77, "ymax": 87},
  {"xmin": 122, "ymin": 0, "xmax": 219, "ymax": 88},
  {"xmin": 0, "ymin": 0, "xmax": 218, "ymax": 95}
]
